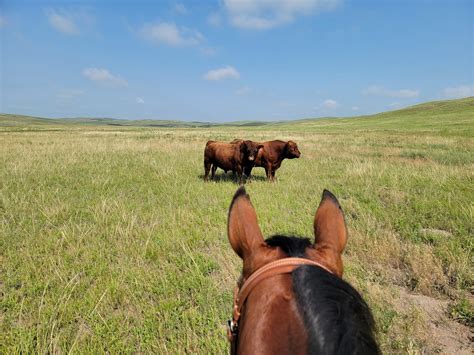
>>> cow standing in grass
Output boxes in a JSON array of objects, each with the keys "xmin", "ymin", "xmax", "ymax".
[
  {"xmin": 204, "ymin": 140, "xmax": 263, "ymax": 184},
  {"xmin": 232, "ymin": 140, "xmax": 301, "ymax": 181}
]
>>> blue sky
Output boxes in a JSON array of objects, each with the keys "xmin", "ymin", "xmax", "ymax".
[{"xmin": 1, "ymin": 0, "xmax": 472, "ymax": 121}]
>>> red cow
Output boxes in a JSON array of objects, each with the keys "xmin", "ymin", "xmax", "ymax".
[
  {"xmin": 242, "ymin": 140, "xmax": 301, "ymax": 181},
  {"xmin": 204, "ymin": 140, "xmax": 263, "ymax": 183}
]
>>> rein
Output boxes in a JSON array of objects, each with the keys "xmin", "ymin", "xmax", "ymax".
[{"xmin": 227, "ymin": 257, "xmax": 333, "ymax": 346}]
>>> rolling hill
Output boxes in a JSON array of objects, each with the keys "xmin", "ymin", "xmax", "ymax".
[{"xmin": 1, "ymin": 96, "xmax": 473, "ymax": 135}]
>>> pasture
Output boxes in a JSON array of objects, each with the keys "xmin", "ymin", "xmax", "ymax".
[{"xmin": 1, "ymin": 97, "xmax": 473, "ymax": 353}]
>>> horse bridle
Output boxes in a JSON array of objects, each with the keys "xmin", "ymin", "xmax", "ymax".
[{"xmin": 227, "ymin": 257, "xmax": 333, "ymax": 350}]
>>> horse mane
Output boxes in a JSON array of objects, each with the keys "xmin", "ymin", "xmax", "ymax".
[{"xmin": 265, "ymin": 235, "xmax": 380, "ymax": 355}]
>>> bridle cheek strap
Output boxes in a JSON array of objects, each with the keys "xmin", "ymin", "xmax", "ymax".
[{"xmin": 227, "ymin": 257, "xmax": 333, "ymax": 342}]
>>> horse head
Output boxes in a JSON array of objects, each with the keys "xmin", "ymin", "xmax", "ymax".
[{"xmin": 227, "ymin": 186, "xmax": 379, "ymax": 354}]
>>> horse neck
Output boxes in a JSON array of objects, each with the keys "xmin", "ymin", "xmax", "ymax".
[{"xmin": 236, "ymin": 275, "xmax": 308, "ymax": 355}]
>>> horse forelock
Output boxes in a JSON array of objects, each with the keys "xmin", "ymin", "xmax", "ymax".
[{"xmin": 264, "ymin": 235, "xmax": 312, "ymax": 257}]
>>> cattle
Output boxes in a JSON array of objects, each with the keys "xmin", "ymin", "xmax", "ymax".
[
  {"xmin": 204, "ymin": 140, "xmax": 263, "ymax": 183},
  {"xmin": 236, "ymin": 140, "xmax": 301, "ymax": 181}
]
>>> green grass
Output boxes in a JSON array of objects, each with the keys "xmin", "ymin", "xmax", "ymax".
[
  {"xmin": 1, "ymin": 97, "xmax": 473, "ymax": 353},
  {"xmin": 449, "ymin": 297, "xmax": 474, "ymax": 328}
]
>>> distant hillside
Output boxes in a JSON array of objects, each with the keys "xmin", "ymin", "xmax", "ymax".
[
  {"xmin": 264, "ymin": 96, "xmax": 474, "ymax": 136},
  {"xmin": 62, "ymin": 117, "xmax": 216, "ymax": 128},
  {"xmin": 0, "ymin": 114, "xmax": 56, "ymax": 126},
  {"xmin": 1, "ymin": 96, "xmax": 473, "ymax": 135},
  {"xmin": 0, "ymin": 115, "xmax": 215, "ymax": 129}
]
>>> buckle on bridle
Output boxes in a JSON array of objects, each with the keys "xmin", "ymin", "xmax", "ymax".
[{"xmin": 227, "ymin": 319, "xmax": 238, "ymax": 341}]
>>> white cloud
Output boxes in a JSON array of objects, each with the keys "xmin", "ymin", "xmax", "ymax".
[
  {"xmin": 388, "ymin": 102, "xmax": 402, "ymax": 109},
  {"xmin": 223, "ymin": 0, "xmax": 341, "ymax": 30},
  {"xmin": 0, "ymin": 15, "xmax": 7, "ymax": 28},
  {"xmin": 322, "ymin": 99, "xmax": 339, "ymax": 109},
  {"xmin": 314, "ymin": 98, "xmax": 339, "ymax": 113},
  {"xmin": 136, "ymin": 97, "xmax": 145, "ymax": 104},
  {"xmin": 362, "ymin": 85, "xmax": 419, "ymax": 98},
  {"xmin": 140, "ymin": 22, "xmax": 203, "ymax": 47},
  {"xmin": 442, "ymin": 85, "xmax": 474, "ymax": 99},
  {"xmin": 46, "ymin": 9, "xmax": 79, "ymax": 35},
  {"xmin": 174, "ymin": 3, "xmax": 188, "ymax": 15},
  {"xmin": 204, "ymin": 66, "xmax": 240, "ymax": 81},
  {"xmin": 82, "ymin": 68, "xmax": 128, "ymax": 87},
  {"xmin": 351, "ymin": 106, "xmax": 359, "ymax": 111}
]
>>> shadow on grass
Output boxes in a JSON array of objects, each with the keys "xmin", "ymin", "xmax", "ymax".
[{"xmin": 197, "ymin": 173, "xmax": 267, "ymax": 183}]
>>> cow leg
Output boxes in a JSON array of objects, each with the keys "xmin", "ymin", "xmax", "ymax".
[
  {"xmin": 264, "ymin": 164, "xmax": 272, "ymax": 181},
  {"xmin": 264, "ymin": 167, "xmax": 270, "ymax": 180},
  {"xmin": 243, "ymin": 165, "xmax": 253, "ymax": 180},
  {"xmin": 204, "ymin": 160, "xmax": 211, "ymax": 181},
  {"xmin": 236, "ymin": 166, "xmax": 244, "ymax": 184},
  {"xmin": 211, "ymin": 165, "xmax": 217, "ymax": 179}
]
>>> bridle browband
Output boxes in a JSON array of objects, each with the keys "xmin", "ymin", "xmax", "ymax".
[{"xmin": 227, "ymin": 257, "xmax": 333, "ymax": 347}]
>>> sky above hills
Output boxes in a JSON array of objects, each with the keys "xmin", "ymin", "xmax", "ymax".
[{"xmin": 1, "ymin": 0, "xmax": 473, "ymax": 121}]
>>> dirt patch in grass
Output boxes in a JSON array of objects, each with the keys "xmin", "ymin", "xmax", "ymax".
[{"xmin": 396, "ymin": 288, "xmax": 473, "ymax": 354}]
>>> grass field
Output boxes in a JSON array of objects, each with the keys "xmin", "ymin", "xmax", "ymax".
[{"xmin": 1, "ymin": 97, "xmax": 473, "ymax": 353}]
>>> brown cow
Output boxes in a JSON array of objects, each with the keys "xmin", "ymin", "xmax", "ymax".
[
  {"xmin": 204, "ymin": 140, "xmax": 263, "ymax": 183},
  {"xmin": 240, "ymin": 140, "xmax": 301, "ymax": 181}
]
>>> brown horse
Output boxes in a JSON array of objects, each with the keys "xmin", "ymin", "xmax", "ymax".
[{"xmin": 227, "ymin": 187, "xmax": 379, "ymax": 354}]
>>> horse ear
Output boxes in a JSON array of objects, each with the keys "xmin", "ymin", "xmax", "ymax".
[
  {"xmin": 228, "ymin": 186, "xmax": 264, "ymax": 259},
  {"xmin": 313, "ymin": 189, "xmax": 348, "ymax": 276}
]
